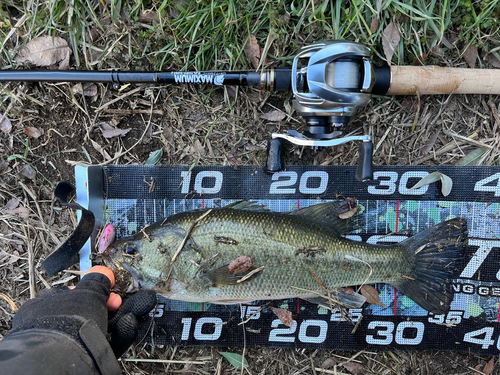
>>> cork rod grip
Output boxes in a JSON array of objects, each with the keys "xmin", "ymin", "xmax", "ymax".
[{"xmin": 387, "ymin": 66, "xmax": 500, "ymax": 95}]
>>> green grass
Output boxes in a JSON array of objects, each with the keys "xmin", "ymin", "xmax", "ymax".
[{"xmin": 0, "ymin": 0, "xmax": 498, "ymax": 71}]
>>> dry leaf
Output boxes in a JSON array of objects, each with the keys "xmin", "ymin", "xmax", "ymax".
[
  {"xmin": 190, "ymin": 139, "xmax": 205, "ymax": 156},
  {"xmin": 16, "ymin": 36, "xmax": 71, "ymax": 69},
  {"xmin": 338, "ymin": 205, "xmax": 359, "ymax": 220},
  {"xmin": 409, "ymin": 171, "xmax": 453, "ymax": 197},
  {"xmin": 464, "ymin": 44, "xmax": 478, "ymax": 68},
  {"xmin": 370, "ymin": 18, "xmax": 379, "ymax": 33},
  {"xmin": 20, "ymin": 164, "xmax": 36, "ymax": 180},
  {"xmin": 5, "ymin": 198, "xmax": 20, "ymax": 211},
  {"xmin": 73, "ymin": 83, "xmax": 98, "ymax": 97},
  {"xmin": 342, "ymin": 361, "xmax": 365, "ymax": 374},
  {"xmin": 382, "ymin": 22, "xmax": 400, "ymax": 64},
  {"xmin": 270, "ymin": 306, "xmax": 293, "ymax": 327},
  {"xmin": 101, "ymin": 127, "xmax": 131, "ymax": 138},
  {"xmin": 486, "ymin": 54, "xmax": 500, "ymax": 68},
  {"xmin": 138, "ymin": 10, "xmax": 159, "ymax": 24},
  {"xmin": 0, "ymin": 113, "xmax": 12, "ymax": 134},
  {"xmin": 321, "ymin": 358, "xmax": 337, "ymax": 369},
  {"xmin": 24, "ymin": 126, "xmax": 43, "ymax": 139},
  {"xmin": 360, "ymin": 285, "xmax": 387, "ymax": 307},
  {"xmin": 228, "ymin": 256, "xmax": 252, "ymax": 275},
  {"xmin": 261, "ymin": 110, "xmax": 286, "ymax": 122},
  {"xmin": 244, "ymin": 34, "xmax": 261, "ymax": 69},
  {"xmin": 483, "ymin": 357, "xmax": 495, "ymax": 375},
  {"xmin": 411, "ymin": 53, "xmax": 428, "ymax": 66},
  {"xmin": 6, "ymin": 207, "xmax": 30, "ymax": 218}
]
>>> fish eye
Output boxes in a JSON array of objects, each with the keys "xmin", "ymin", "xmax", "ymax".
[{"xmin": 125, "ymin": 245, "xmax": 137, "ymax": 255}]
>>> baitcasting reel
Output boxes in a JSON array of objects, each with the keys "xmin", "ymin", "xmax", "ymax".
[{"xmin": 265, "ymin": 41, "xmax": 389, "ymax": 181}]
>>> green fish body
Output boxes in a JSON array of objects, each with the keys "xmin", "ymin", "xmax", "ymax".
[{"xmin": 103, "ymin": 201, "xmax": 467, "ymax": 314}]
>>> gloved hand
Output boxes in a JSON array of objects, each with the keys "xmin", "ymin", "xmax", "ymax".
[{"xmin": 2, "ymin": 266, "xmax": 157, "ymax": 375}]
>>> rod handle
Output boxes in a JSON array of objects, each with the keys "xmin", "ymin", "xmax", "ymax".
[{"xmin": 388, "ymin": 66, "xmax": 500, "ymax": 95}]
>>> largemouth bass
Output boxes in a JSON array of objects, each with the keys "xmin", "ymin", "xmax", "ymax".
[{"xmin": 102, "ymin": 201, "xmax": 467, "ymax": 314}]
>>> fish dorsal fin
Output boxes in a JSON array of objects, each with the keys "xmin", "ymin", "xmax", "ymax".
[
  {"xmin": 302, "ymin": 288, "xmax": 367, "ymax": 309},
  {"xmin": 287, "ymin": 201, "xmax": 356, "ymax": 235},
  {"xmin": 225, "ymin": 200, "xmax": 271, "ymax": 212}
]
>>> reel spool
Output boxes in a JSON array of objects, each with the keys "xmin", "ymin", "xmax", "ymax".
[{"xmin": 265, "ymin": 41, "xmax": 376, "ymax": 181}]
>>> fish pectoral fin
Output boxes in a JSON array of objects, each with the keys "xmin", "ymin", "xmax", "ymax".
[
  {"xmin": 202, "ymin": 265, "xmax": 260, "ymax": 286},
  {"xmin": 302, "ymin": 288, "xmax": 367, "ymax": 309}
]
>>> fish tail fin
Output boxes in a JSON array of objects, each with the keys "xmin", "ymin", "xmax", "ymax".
[{"xmin": 394, "ymin": 218, "xmax": 467, "ymax": 314}]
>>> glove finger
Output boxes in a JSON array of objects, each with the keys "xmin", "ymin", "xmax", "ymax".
[
  {"xmin": 74, "ymin": 273, "xmax": 111, "ymax": 296},
  {"xmin": 110, "ymin": 313, "xmax": 138, "ymax": 358},
  {"xmin": 109, "ymin": 290, "xmax": 157, "ymax": 326}
]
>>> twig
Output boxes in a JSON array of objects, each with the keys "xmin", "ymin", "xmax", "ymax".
[
  {"xmin": 236, "ymin": 266, "xmax": 265, "ymax": 283},
  {"xmin": 170, "ymin": 209, "xmax": 213, "ymax": 264},
  {"xmin": 121, "ymin": 358, "xmax": 207, "ymax": 364},
  {"xmin": 21, "ymin": 224, "xmax": 36, "ymax": 299}
]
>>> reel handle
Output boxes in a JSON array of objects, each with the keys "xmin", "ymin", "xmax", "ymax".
[
  {"xmin": 264, "ymin": 138, "xmax": 285, "ymax": 173},
  {"xmin": 355, "ymin": 141, "xmax": 374, "ymax": 182}
]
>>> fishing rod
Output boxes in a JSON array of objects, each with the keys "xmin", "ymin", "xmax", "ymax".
[{"xmin": 2, "ymin": 40, "xmax": 500, "ymax": 181}]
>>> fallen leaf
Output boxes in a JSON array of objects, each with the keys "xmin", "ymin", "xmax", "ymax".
[
  {"xmin": 190, "ymin": 138, "xmax": 205, "ymax": 156},
  {"xmin": 73, "ymin": 83, "xmax": 98, "ymax": 97},
  {"xmin": 6, "ymin": 207, "xmax": 30, "ymax": 218},
  {"xmin": 486, "ymin": 54, "xmax": 500, "ymax": 68},
  {"xmin": 455, "ymin": 147, "xmax": 488, "ymax": 166},
  {"xmin": 228, "ymin": 255, "xmax": 252, "ymax": 275},
  {"xmin": 24, "ymin": 126, "xmax": 43, "ymax": 139},
  {"xmin": 369, "ymin": 18, "xmax": 379, "ymax": 33},
  {"xmin": 20, "ymin": 164, "xmax": 36, "ymax": 180},
  {"xmin": 382, "ymin": 22, "xmax": 400, "ymax": 64},
  {"xmin": 91, "ymin": 139, "xmax": 111, "ymax": 160},
  {"xmin": 219, "ymin": 352, "xmax": 248, "ymax": 369},
  {"xmin": 0, "ymin": 113, "xmax": 12, "ymax": 134},
  {"xmin": 360, "ymin": 285, "xmax": 386, "ymax": 307},
  {"xmin": 244, "ymin": 34, "xmax": 261, "ymax": 69},
  {"xmin": 409, "ymin": 171, "xmax": 453, "ymax": 197},
  {"xmin": 338, "ymin": 205, "xmax": 359, "ymax": 220},
  {"xmin": 270, "ymin": 306, "xmax": 293, "ymax": 327},
  {"xmin": 321, "ymin": 358, "xmax": 337, "ymax": 369},
  {"xmin": 16, "ymin": 35, "xmax": 71, "ymax": 69},
  {"xmin": 138, "ymin": 10, "xmax": 159, "ymax": 24},
  {"xmin": 261, "ymin": 110, "xmax": 286, "ymax": 122},
  {"xmin": 5, "ymin": 198, "xmax": 20, "ymax": 211},
  {"xmin": 145, "ymin": 148, "xmax": 163, "ymax": 165},
  {"xmin": 342, "ymin": 361, "xmax": 365, "ymax": 374},
  {"xmin": 411, "ymin": 53, "xmax": 428, "ymax": 66},
  {"xmin": 463, "ymin": 44, "xmax": 478, "ymax": 68},
  {"xmin": 101, "ymin": 127, "xmax": 131, "ymax": 138},
  {"xmin": 483, "ymin": 357, "xmax": 495, "ymax": 375}
]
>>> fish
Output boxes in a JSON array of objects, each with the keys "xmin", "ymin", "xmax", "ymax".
[{"xmin": 101, "ymin": 200, "xmax": 467, "ymax": 314}]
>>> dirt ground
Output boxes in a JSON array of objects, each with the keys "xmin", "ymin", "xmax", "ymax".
[{"xmin": 1, "ymin": 2, "xmax": 500, "ymax": 375}]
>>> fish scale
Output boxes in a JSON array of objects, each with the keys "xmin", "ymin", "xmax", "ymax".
[{"xmin": 103, "ymin": 201, "xmax": 466, "ymax": 314}]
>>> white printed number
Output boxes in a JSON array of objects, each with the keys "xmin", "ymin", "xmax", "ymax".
[
  {"xmin": 180, "ymin": 317, "xmax": 223, "ymax": 341},
  {"xmin": 268, "ymin": 319, "xmax": 328, "ymax": 344},
  {"xmin": 180, "ymin": 170, "xmax": 223, "ymax": 194},
  {"xmin": 474, "ymin": 173, "xmax": 500, "ymax": 197},
  {"xmin": 366, "ymin": 321, "xmax": 424, "ymax": 345},
  {"xmin": 269, "ymin": 171, "xmax": 329, "ymax": 195},
  {"xmin": 368, "ymin": 171, "xmax": 430, "ymax": 196}
]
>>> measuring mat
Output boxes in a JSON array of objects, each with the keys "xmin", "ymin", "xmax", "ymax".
[{"xmin": 76, "ymin": 165, "xmax": 500, "ymax": 353}]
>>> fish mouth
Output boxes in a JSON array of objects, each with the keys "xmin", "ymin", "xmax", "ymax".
[{"xmin": 120, "ymin": 262, "xmax": 143, "ymax": 292}]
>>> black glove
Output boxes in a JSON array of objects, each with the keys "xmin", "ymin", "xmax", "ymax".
[{"xmin": 1, "ymin": 271, "xmax": 157, "ymax": 375}]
